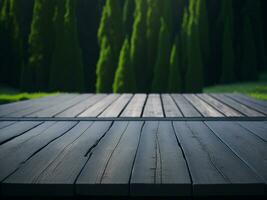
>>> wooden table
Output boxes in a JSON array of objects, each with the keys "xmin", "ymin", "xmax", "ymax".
[{"xmin": 0, "ymin": 93, "xmax": 266, "ymax": 197}]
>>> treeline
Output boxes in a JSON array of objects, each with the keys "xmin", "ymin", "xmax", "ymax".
[{"xmin": 0, "ymin": 0, "xmax": 266, "ymax": 93}]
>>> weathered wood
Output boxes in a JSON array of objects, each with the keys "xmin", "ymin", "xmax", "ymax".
[
  {"xmin": 226, "ymin": 94, "xmax": 267, "ymax": 115},
  {"xmin": 76, "ymin": 121, "xmax": 142, "ymax": 196},
  {"xmin": 0, "ymin": 121, "xmax": 16, "ymax": 129},
  {"xmin": 184, "ymin": 94, "xmax": 224, "ymax": 117},
  {"xmin": 56, "ymin": 94, "xmax": 106, "ymax": 117},
  {"xmin": 2, "ymin": 121, "xmax": 112, "ymax": 196},
  {"xmin": 120, "ymin": 94, "xmax": 147, "ymax": 117},
  {"xmin": 0, "ymin": 121, "xmax": 76, "ymax": 182},
  {"xmin": 5, "ymin": 94, "xmax": 77, "ymax": 117},
  {"xmin": 99, "ymin": 94, "xmax": 132, "ymax": 117},
  {"xmin": 79, "ymin": 94, "xmax": 120, "ymax": 117},
  {"xmin": 130, "ymin": 121, "xmax": 191, "ymax": 196},
  {"xmin": 171, "ymin": 94, "xmax": 201, "ymax": 117},
  {"xmin": 206, "ymin": 121, "xmax": 267, "ymax": 184},
  {"xmin": 173, "ymin": 121, "xmax": 264, "ymax": 196},
  {"xmin": 161, "ymin": 94, "xmax": 183, "ymax": 117},
  {"xmin": 238, "ymin": 121, "xmax": 267, "ymax": 142},
  {"xmin": 211, "ymin": 94, "xmax": 265, "ymax": 117},
  {"xmin": 27, "ymin": 94, "xmax": 90, "ymax": 117},
  {"xmin": 232, "ymin": 93, "xmax": 267, "ymax": 108},
  {"xmin": 142, "ymin": 94, "xmax": 164, "ymax": 117},
  {"xmin": 0, "ymin": 121, "xmax": 42, "ymax": 145},
  {"xmin": 197, "ymin": 94, "xmax": 243, "ymax": 117}
]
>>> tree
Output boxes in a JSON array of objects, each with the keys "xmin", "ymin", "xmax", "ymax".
[
  {"xmin": 220, "ymin": 0, "xmax": 235, "ymax": 83},
  {"xmin": 130, "ymin": 0, "xmax": 147, "ymax": 92},
  {"xmin": 123, "ymin": 0, "xmax": 135, "ymax": 37},
  {"xmin": 169, "ymin": 35, "xmax": 183, "ymax": 92},
  {"xmin": 76, "ymin": 0, "xmax": 103, "ymax": 92},
  {"xmin": 21, "ymin": 0, "xmax": 56, "ymax": 91},
  {"xmin": 152, "ymin": 18, "xmax": 171, "ymax": 92},
  {"xmin": 185, "ymin": 0, "xmax": 203, "ymax": 92},
  {"xmin": 96, "ymin": 37, "xmax": 114, "ymax": 92},
  {"xmin": 96, "ymin": 0, "xmax": 123, "ymax": 92},
  {"xmin": 146, "ymin": 0, "xmax": 160, "ymax": 90},
  {"xmin": 49, "ymin": 0, "xmax": 84, "ymax": 92},
  {"xmin": 113, "ymin": 38, "xmax": 135, "ymax": 93},
  {"xmin": 241, "ymin": 15, "xmax": 257, "ymax": 81},
  {"xmin": 0, "ymin": 0, "xmax": 23, "ymax": 88}
]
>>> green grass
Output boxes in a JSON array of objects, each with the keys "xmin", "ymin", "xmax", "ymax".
[
  {"xmin": 0, "ymin": 85, "xmax": 58, "ymax": 105},
  {"xmin": 204, "ymin": 82, "xmax": 267, "ymax": 101}
]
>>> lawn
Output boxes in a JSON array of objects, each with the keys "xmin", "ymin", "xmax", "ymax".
[
  {"xmin": 0, "ymin": 85, "xmax": 58, "ymax": 105},
  {"xmin": 204, "ymin": 82, "xmax": 267, "ymax": 101}
]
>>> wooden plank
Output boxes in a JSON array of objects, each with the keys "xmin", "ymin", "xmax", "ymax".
[
  {"xmin": 120, "ymin": 94, "xmax": 147, "ymax": 117},
  {"xmin": 211, "ymin": 94, "xmax": 265, "ymax": 117},
  {"xmin": 0, "ymin": 121, "xmax": 42, "ymax": 145},
  {"xmin": 238, "ymin": 121, "xmax": 267, "ymax": 142},
  {"xmin": 130, "ymin": 121, "xmax": 191, "ymax": 196},
  {"xmin": 206, "ymin": 121, "xmax": 267, "ymax": 184},
  {"xmin": 56, "ymin": 94, "xmax": 106, "ymax": 117},
  {"xmin": 79, "ymin": 94, "xmax": 120, "ymax": 117},
  {"xmin": 0, "ymin": 121, "xmax": 76, "ymax": 181},
  {"xmin": 184, "ymin": 94, "xmax": 224, "ymax": 117},
  {"xmin": 142, "ymin": 94, "xmax": 164, "ymax": 117},
  {"xmin": 171, "ymin": 94, "xmax": 201, "ymax": 117},
  {"xmin": 2, "ymin": 121, "xmax": 112, "ymax": 196},
  {"xmin": 226, "ymin": 94, "xmax": 267, "ymax": 115},
  {"xmin": 5, "ymin": 94, "xmax": 77, "ymax": 117},
  {"xmin": 28, "ymin": 94, "xmax": 90, "ymax": 117},
  {"xmin": 161, "ymin": 94, "xmax": 183, "ymax": 117},
  {"xmin": 0, "ymin": 94, "xmax": 67, "ymax": 117},
  {"xmin": 197, "ymin": 94, "xmax": 243, "ymax": 117},
  {"xmin": 76, "ymin": 121, "xmax": 142, "ymax": 196},
  {"xmin": 0, "ymin": 121, "xmax": 16, "ymax": 129},
  {"xmin": 173, "ymin": 121, "xmax": 264, "ymax": 196},
  {"xmin": 232, "ymin": 93, "xmax": 267, "ymax": 108},
  {"xmin": 99, "ymin": 94, "xmax": 132, "ymax": 117}
]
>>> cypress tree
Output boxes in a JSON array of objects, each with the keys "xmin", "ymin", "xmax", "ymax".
[
  {"xmin": 152, "ymin": 18, "xmax": 171, "ymax": 92},
  {"xmin": 185, "ymin": 0, "xmax": 203, "ymax": 92},
  {"xmin": 130, "ymin": 0, "xmax": 147, "ymax": 92},
  {"xmin": 21, "ymin": 0, "xmax": 56, "ymax": 91},
  {"xmin": 123, "ymin": 0, "xmax": 135, "ymax": 37},
  {"xmin": 96, "ymin": 37, "xmax": 113, "ymax": 93},
  {"xmin": 146, "ymin": 0, "xmax": 160, "ymax": 90},
  {"xmin": 113, "ymin": 38, "xmax": 135, "ymax": 93},
  {"xmin": 76, "ymin": 0, "xmax": 102, "ymax": 92},
  {"xmin": 241, "ymin": 15, "xmax": 257, "ymax": 81},
  {"xmin": 0, "ymin": 0, "xmax": 23, "ymax": 88},
  {"xmin": 220, "ymin": 0, "xmax": 235, "ymax": 83},
  {"xmin": 49, "ymin": 0, "xmax": 84, "ymax": 92},
  {"xmin": 96, "ymin": 0, "xmax": 123, "ymax": 92},
  {"xmin": 169, "ymin": 35, "xmax": 183, "ymax": 92}
]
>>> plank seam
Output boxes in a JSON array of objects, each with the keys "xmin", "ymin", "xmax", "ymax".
[
  {"xmin": 170, "ymin": 94, "xmax": 185, "ymax": 117},
  {"xmin": 182, "ymin": 94, "xmax": 204, "ymax": 117}
]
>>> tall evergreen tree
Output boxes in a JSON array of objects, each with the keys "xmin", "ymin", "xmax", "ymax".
[
  {"xmin": 220, "ymin": 0, "xmax": 235, "ymax": 83},
  {"xmin": 76, "ymin": 0, "xmax": 103, "ymax": 92},
  {"xmin": 96, "ymin": 0, "xmax": 123, "ymax": 92},
  {"xmin": 152, "ymin": 18, "xmax": 171, "ymax": 92},
  {"xmin": 21, "ymin": 0, "xmax": 56, "ymax": 91},
  {"xmin": 130, "ymin": 0, "xmax": 147, "ymax": 92},
  {"xmin": 49, "ymin": 0, "xmax": 84, "ymax": 92},
  {"xmin": 96, "ymin": 37, "xmax": 113, "ymax": 92},
  {"xmin": 169, "ymin": 35, "xmax": 183, "ymax": 92},
  {"xmin": 0, "ymin": 0, "xmax": 23, "ymax": 88},
  {"xmin": 241, "ymin": 15, "xmax": 257, "ymax": 81},
  {"xmin": 113, "ymin": 38, "xmax": 135, "ymax": 93},
  {"xmin": 146, "ymin": 0, "xmax": 160, "ymax": 90},
  {"xmin": 123, "ymin": 0, "xmax": 135, "ymax": 37},
  {"xmin": 185, "ymin": 0, "xmax": 203, "ymax": 92}
]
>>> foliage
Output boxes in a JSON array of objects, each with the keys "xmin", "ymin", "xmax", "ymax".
[{"xmin": 113, "ymin": 38, "xmax": 135, "ymax": 93}]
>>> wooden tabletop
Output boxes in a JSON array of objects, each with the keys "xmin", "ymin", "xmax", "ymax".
[{"xmin": 0, "ymin": 93, "xmax": 266, "ymax": 197}]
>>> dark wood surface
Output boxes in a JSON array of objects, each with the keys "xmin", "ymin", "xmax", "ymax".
[
  {"xmin": 1, "ymin": 93, "xmax": 267, "ymax": 118},
  {"xmin": 0, "ymin": 93, "xmax": 266, "ymax": 197}
]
